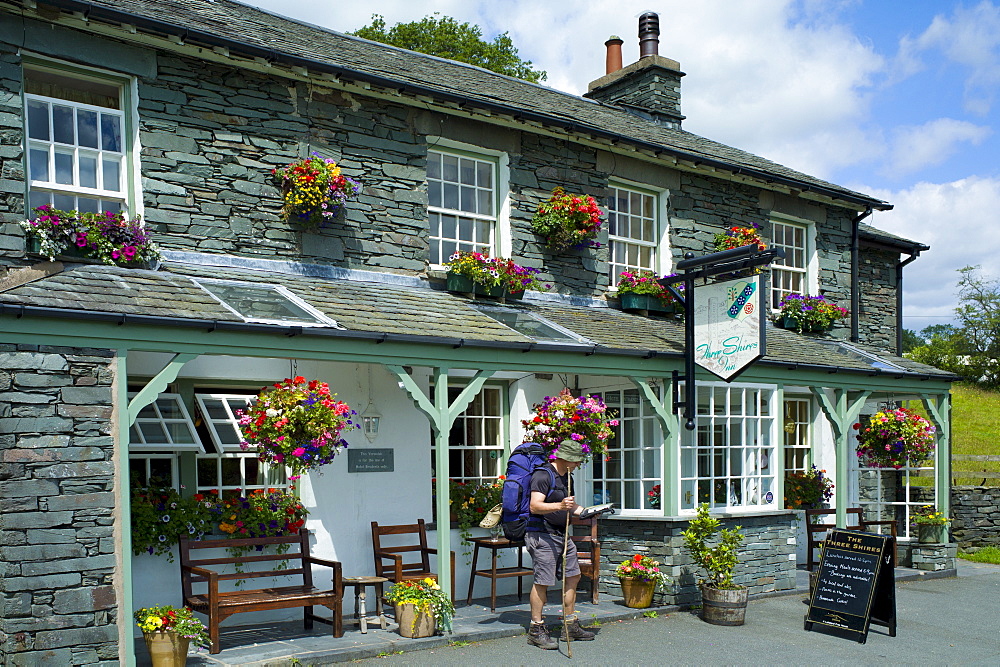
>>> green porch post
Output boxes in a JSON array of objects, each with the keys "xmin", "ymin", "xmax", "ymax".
[
  {"xmin": 115, "ymin": 349, "xmax": 136, "ymax": 666},
  {"xmin": 812, "ymin": 387, "xmax": 871, "ymax": 527},
  {"xmin": 632, "ymin": 377, "xmax": 680, "ymax": 515},
  {"xmin": 922, "ymin": 393, "xmax": 952, "ymax": 517}
]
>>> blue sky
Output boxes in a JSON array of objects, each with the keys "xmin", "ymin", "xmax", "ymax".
[{"xmin": 240, "ymin": 0, "xmax": 1000, "ymax": 333}]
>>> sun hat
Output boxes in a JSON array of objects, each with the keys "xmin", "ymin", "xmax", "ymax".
[{"xmin": 555, "ymin": 438, "xmax": 586, "ymax": 463}]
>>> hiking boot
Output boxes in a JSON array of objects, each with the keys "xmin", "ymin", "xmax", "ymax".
[
  {"xmin": 527, "ymin": 622, "xmax": 558, "ymax": 650},
  {"xmin": 564, "ymin": 617, "xmax": 596, "ymax": 641}
]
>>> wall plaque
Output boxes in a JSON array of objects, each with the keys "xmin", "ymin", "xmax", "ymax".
[{"xmin": 347, "ymin": 448, "xmax": 394, "ymax": 473}]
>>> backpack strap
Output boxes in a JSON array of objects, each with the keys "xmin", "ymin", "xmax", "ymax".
[{"xmin": 526, "ymin": 464, "xmax": 560, "ymax": 533}]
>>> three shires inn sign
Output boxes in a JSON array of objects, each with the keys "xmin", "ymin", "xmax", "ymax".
[{"xmin": 694, "ymin": 275, "xmax": 764, "ymax": 380}]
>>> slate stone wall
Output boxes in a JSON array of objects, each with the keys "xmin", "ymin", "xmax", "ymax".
[
  {"xmin": 951, "ymin": 486, "xmax": 1000, "ymax": 551},
  {"xmin": 858, "ymin": 245, "xmax": 899, "ymax": 354},
  {"xmin": 0, "ymin": 344, "xmax": 119, "ymax": 666},
  {"xmin": 598, "ymin": 513, "xmax": 796, "ymax": 606},
  {"xmin": 0, "ymin": 44, "xmax": 25, "ymax": 264}
]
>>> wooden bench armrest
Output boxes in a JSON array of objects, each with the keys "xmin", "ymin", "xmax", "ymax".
[
  {"xmin": 181, "ymin": 564, "xmax": 218, "ymax": 579},
  {"xmin": 304, "ymin": 555, "xmax": 341, "ymax": 570}
]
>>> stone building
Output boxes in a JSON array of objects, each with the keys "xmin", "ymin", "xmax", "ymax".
[{"xmin": 0, "ymin": 1, "xmax": 955, "ymax": 663}]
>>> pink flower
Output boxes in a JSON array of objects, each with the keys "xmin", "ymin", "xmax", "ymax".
[{"xmin": 292, "ymin": 447, "xmax": 306, "ymax": 457}]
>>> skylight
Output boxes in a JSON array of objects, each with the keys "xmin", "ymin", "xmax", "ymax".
[
  {"xmin": 819, "ymin": 341, "xmax": 907, "ymax": 372},
  {"xmin": 193, "ymin": 278, "xmax": 339, "ymax": 327},
  {"xmin": 473, "ymin": 305, "xmax": 590, "ymax": 344}
]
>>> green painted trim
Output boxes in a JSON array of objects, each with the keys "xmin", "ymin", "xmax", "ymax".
[
  {"xmin": 389, "ymin": 365, "xmax": 440, "ymax": 430},
  {"xmin": 630, "ymin": 376, "xmax": 679, "ymax": 515},
  {"xmin": 446, "ymin": 371, "xmax": 493, "ymax": 425},
  {"xmin": 812, "ymin": 387, "xmax": 870, "ymax": 527},
  {"xmin": 126, "ymin": 353, "xmax": 198, "ymax": 424},
  {"xmin": 775, "ymin": 386, "xmax": 785, "ymax": 512},
  {"xmin": 115, "ymin": 349, "xmax": 136, "ymax": 666},
  {"xmin": 432, "ymin": 370, "xmax": 454, "ymax": 608},
  {"xmin": 922, "ymin": 393, "xmax": 952, "ymax": 516}
]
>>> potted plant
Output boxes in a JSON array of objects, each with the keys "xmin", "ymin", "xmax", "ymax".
[
  {"xmin": 615, "ymin": 270, "xmax": 683, "ymax": 315},
  {"xmin": 681, "ymin": 503, "xmax": 748, "ymax": 626},
  {"xmin": 519, "ymin": 388, "xmax": 618, "ymax": 461},
  {"xmin": 134, "ymin": 604, "xmax": 211, "ymax": 666},
  {"xmin": 450, "ymin": 476, "xmax": 505, "ymax": 548},
  {"xmin": 615, "ymin": 554, "xmax": 670, "ymax": 608},
  {"xmin": 784, "ymin": 465, "xmax": 834, "ymax": 510},
  {"xmin": 444, "ymin": 251, "xmax": 547, "ymax": 299},
  {"xmin": 854, "ymin": 407, "xmax": 936, "ymax": 469},
  {"xmin": 272, "ymin": 153, "xmax": 361, "ymax": 228},
  {"xmin": 647, "ymin": 484, "xmax": 661, "ymax": 510},
  {"xmin": 774, "ymin": 293, "xmax": 849, "ymax": 333},
  {"xmin": 21, "ymin": 205, "xmax": 160, "ymax": 267},
  {"xmin": 130, "ymin": 480, "xmax": 218, "ymax": 561},
  {"xmin": 237, "ymin": 376, "xmax": 357, "ymax": 480},
  {"xmin": 530, "ymin": 186, "xmax": 604, "ymax": 252},
  {"xmin": 712, "ymin": 222, "xmax": 766, "ymax": 277},
  {"xmin": 385, "ymin": 577, "xmax": 455, "ymax": 637},
  {"xmin": 912, "ymin": 505, "xmax": 950, "ymax": 544},
  {"xmin": 216, "ymin": 487, "xmax": 308, "ymax": 560}
]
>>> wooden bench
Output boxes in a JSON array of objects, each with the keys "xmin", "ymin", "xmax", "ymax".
[{"xmin": 179, "ymin": 529, "xmax": 343, "ymax": 654}]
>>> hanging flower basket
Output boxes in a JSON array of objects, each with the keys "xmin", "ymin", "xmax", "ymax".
[
  {"xmin": 530, "ymin": 187, "xmax": 604, "ymax": 252},
  {"xmin": 272, "ymin": 153, "xmax": 360, "ymax": 228},
  {"xmin": 237, "ymin": 377, "xmax": 357, "ymax": 479},
  {"xmin": 713, "ymin": 223, "xmax": 766, "ymax": 277},
  {"xmin": 854, "ymin": 407, "xmax": 936, "ymax": 469},
  {"xmin": 520, "ymin": 388, "xmax": 618, "ymax": 462}
]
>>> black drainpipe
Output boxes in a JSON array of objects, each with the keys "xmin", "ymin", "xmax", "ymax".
[
  {"xmin": 896, "ymin": 248, "xmax": 922, "ymax": 355},
  {"xmin": 851, "ymin": 207, "xmax": 873, "ymax": 343}
]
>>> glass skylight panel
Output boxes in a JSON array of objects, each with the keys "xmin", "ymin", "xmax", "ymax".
[
  {"xmin": 128, "ymin": 393, "xmax": 204, "ymax": 452},
  {"xmin": 819, "ymin": 341, "xmax": 907, "ymax": 372},
  {"xmin": 193, "ymin": 278, "xmax": 339, "ymax": 327},
  {"xmin": 473, "ymin": 305, "xmax": 590, "ymax": 344},
  {"xmin": 195, "ymin": 394, "xmax": 255, "ymax": 452}
]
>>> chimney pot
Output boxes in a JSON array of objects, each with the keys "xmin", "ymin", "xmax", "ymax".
[
  {"xmin": 605, "ymin": 36, "xmax": 624, "ymax": 74},
  {"xmin": 638, "ymin": 11, "xmax": 660, "ymax": 58}
]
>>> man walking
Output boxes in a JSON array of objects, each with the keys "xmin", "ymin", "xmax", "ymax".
[{"xmin": 523, "ymin": 439, "xmax": 596, "ymax": 650}]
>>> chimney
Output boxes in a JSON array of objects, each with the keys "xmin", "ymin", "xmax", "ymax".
[
  {"xmin": 584, "ymin": 12, "xmax": 685, "ymax": 129},
  {"xmin": 605, "ymin": 36, "xmax": 624, "ymax": 74}
]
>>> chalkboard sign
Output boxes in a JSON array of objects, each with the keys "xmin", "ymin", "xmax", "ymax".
[
  {"xmin": 347, "ymin": 448, "xmax": 394, "ymax": 473},
  {"xmin": 805, "ymin": 529, "xmax": 896, "ymax": 643}
]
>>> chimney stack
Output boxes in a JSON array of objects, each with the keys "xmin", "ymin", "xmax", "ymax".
[
  {"xmin": 605, "ymin": 36, "xmax": 624, "ymax": 74},
  {"xmin": 638, "ymin": 12, "xmax": 660, "ymax": 58}
]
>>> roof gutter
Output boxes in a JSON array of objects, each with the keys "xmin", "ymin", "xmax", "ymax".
[
  {"xmin": 32, "ymin": 0, "xmax": 891, "ymax": 212},
  {"xmin": 0, "ymin": 303, "xmax": 956, "ymax": 382}
]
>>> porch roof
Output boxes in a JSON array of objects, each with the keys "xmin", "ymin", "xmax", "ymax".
[{"xmin": 0, "ymin": 258, "xmax": 953, "ymax": 382}]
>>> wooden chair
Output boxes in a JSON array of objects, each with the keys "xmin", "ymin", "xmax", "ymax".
[
  {"xmin": 371, "ymin": 519, "xmax": 456, "ymax": 601},
  {"xmin": 570, "ymin": 516, "xmax": 601, "ymax": 604},
  {"xmin": 805, "ymin": 507, "xmax": 897, "ymax": 571}
]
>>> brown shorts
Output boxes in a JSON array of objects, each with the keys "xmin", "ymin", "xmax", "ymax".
[{"xmin": 524, "ymin": 531, "xmax": 580, "ymax": 587}]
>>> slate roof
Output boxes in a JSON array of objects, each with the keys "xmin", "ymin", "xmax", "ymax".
[
  {"xmin": 42, "ymin": 0, "xmax": 890, "ymax": 210},
  {"xmin": 859, "ymin": 224, "xmax": 930, "ymax": 251},
  {"xmin": 0, "ymin": 261, "xmax": 953, "ymax": 380}
]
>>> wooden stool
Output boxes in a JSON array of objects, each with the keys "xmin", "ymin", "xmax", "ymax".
[{"xmin": 343, "ymin": 576, "xmax": 388, "ymax": 633}]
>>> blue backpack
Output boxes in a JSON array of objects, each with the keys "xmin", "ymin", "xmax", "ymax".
[{"xmin": 501, "ymin": 443, "xmax": 556, "ymax": 541}]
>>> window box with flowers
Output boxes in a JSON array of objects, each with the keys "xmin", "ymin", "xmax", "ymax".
[
  {"xmin": 22, "ymin": 205, "xmax": 160, "ymax": 267},
  {"xmin": 444, "ymin": 251, "xmax": 547, "ymax": 300},
  {"xmin": 616, "ymin": 270, "xmax": 683, "ymax": 316},
  {"xmin": 774, "ymin": 293, "xmax": 849, "ymax": 333},
  {"xmin": 272, "ymin": 154, "xmax": 361, "ymax": 228},
  {"xmin": 784, "ymin": 465, "xmax": 834, "ymax": 510},
  {"xmin": 530, "ymin": 186, "xmax": 604, "ymax": 252},
  {"xmin": 854, "ymin": 407, "xmax": 936, "ymax": 469},
  {"xmin": 912, "ymin": 505, "xmax": 950, "ymax": 544},
  {"xmin": 713, "ymin": 222, "xmax": 766, "ymax": 277},
  {"xmin": 237, "ymin": 377, "xmax": 357, "ymax": 480},
  {"xmin": 520, "ymin": 388, "xmax": 618, "ymax": 462},
  {"xmin": 131, "ymin": 481, "xmax": 218, "ymax": 562}
]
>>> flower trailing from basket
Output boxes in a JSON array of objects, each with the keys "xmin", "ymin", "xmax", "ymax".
[
  {"xmin": 272, "ymin": 153, "xmax": 361, "ymax": 228},
  {"xmin": 784, "ymin": 465, "xmax": 834, "ymax": 510},
  {"xmin": 450, "ymin": 476, "xmax": 505, "ymax": 546},
  {"xmin": 615, "ymin": 554, "xmax": 670, "ymax": 590},
  {"xmin": 385, "ymin": 577, "xmax": 455, "ymax": 632},
  {"xmin": 216, "ymin": 488, "xmax": 308, "ymax": 541},
  {"xmin": 238, "ymin": 376, "xmax": 357, "ymax": 479},
  {"xmin": 530, "ymin": 186, "xmax": 604, "ymax": 251},
  {"xmin": 648, "ymin": 484, "xmax": 661, "ymax": 509},
  {"xmin": 616, "ymin": 270, "xmax": 682, "ymax": 306},
  {"xmin": 134, "ymin": 604, "xmax": 211, "ymax": 650},
  {"xmin": 445, "ymin": 251, "xmax": 548, "ymax": 292},
  {"xmin": 912, "ymin": 505, "xmax": 950, "ymax": 526},
  {"xmin": 854, "ymin": 407, "xmax": 935, "ymax": 469},
  {"xmin": 681, "ymin": 503, "xmax": 745, "ymax": 590},
  {"xmin": 130, "ymin": 479, "xmax": 218, "ymax": 561},
  {"xmin": 713, "ymin": 222, "xmax": 766, "ymax": 275},
  {"xmin": 776, "ymin": 293, "xmax": 849, "ymax": 333},
  {"xmin": 520, "ymin": 388, "xmax": 619, "ymax": 462},
  {"xmin": 21, "ymin": 205, "xmax": 160, "ymax": 266}
]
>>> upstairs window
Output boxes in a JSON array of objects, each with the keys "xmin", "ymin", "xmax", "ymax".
[
  {"xmin": 428, "ymin": 149, "xmax": 497, "ymax": 265},
  {"xmin": 607, "ymin": 186, "xmax": 658, "ymax": 281},
  {"xmin": 24, "ymin": 65, "xmax": 131, "ymax": 214},
  {"xmin": 770, "ymin": 220, "xmax": 810, "ymax": 310}
]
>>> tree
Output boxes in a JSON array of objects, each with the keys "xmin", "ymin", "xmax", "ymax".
[
  {"xmin": 901, "ymin": 328, "xmax": 924, "ymax": 354},
  {"xmin": 351, "ymin": 14, "xmax": 547, "ymax": 83}
]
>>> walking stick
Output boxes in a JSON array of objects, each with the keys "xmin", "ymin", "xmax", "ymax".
[{"xmin": 562, "ymin": 472, "xmax": 573, "ymax": 657}]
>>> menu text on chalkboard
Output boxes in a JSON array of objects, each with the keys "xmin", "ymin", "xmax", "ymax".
[
  {"xmin": 805, "ymin": 529, "xmax": 896, "ymax": 644},
  {"xmin": 347, "ymin": 448, "xmax": 394, "ymax": 473}
]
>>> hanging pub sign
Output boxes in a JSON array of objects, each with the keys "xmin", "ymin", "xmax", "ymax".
[
  {"xmin": 693, "ymin": 275, "xmax": 765, "ymax": 381},
  {"xmin": 805, "ymin": 529, "xmax": 897, "ymax": 643}
]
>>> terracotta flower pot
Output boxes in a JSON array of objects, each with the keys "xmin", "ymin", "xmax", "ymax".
[
  {"xmin": 142, "ymin": 631, "xmax": 190, "ymax": 667},
  {"xmin": 395, "ymin": 603, "xmax": 436, "ymax": 638},
  {"xmin": 620, "ymin": 578, "xmax": 656, "ymax": 608}
]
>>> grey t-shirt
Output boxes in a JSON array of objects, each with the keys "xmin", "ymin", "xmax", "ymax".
[{"xmin": 529, "ymin": 464, "xmax": 572, "ymax": 536}]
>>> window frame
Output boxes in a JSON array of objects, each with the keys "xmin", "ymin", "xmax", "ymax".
[
  {"xmin": 606, "ymin": 182, "xmax": 666, "ymax": 284},
  {"xmin": 128, "ymin": 392, "xmax": 204, "ymax": 453},
  {"xmin": 426, "ymin": 138, "xmax": 510, "ymax": 267},
  {"xmin": 434, "ymin": 382, "xmax": 507, "ymax": 486},
  {"xmin": 782, "ymin": 396, "xmax": 812, "ymax": 474},
  {"xmin": 194, "ymin": 393, "xmax": 256, "ymax": 453},
  {"xmin": 769, "ymin": 216, "xmax": 818, "ymax": 311}
]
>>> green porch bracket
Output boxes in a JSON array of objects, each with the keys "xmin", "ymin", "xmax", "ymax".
[
  {"xmin": 631, "ymin": 377, "xmax": 680, "ymax": 516},
  {"xmin": 812, "ymin": 387, "xmax": 871, "ymax": 527},
  {"xmin": 922, "ymin": 393, "xmax": 952, "ymax": 517},
  {"xmin": 386, "ymin": 365, "xmax": 496, "ymax": 615},
  {"xmin": 126, "ymin": 353, "xmax": 200, "ymax": 425}
]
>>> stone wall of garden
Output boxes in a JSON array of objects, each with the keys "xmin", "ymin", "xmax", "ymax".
[
  {"xmin": 0, "ymin": 344, "xmax": 119, "ymax": 665},
  {"xmin": 598, "ymin": 513, "xmax": 797, "ymax": 606},
  {"xmin": 951, "ymin": 486, "xmax": 1000, "ymax": 551}
]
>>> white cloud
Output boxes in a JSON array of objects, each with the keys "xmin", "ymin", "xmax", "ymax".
[{"xmin": 883, "ymin": 118, "xmax": 991, "ymax": 177}]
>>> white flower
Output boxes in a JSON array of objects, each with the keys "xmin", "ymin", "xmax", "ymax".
[{"xmin": 266, "ymin": 408, "xmax": 280, "ymax": 418}]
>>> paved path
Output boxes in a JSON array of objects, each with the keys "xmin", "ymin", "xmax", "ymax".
[{"xmin": 357, "ymin": 561, "xmax": 1000, "ymax": 666}]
